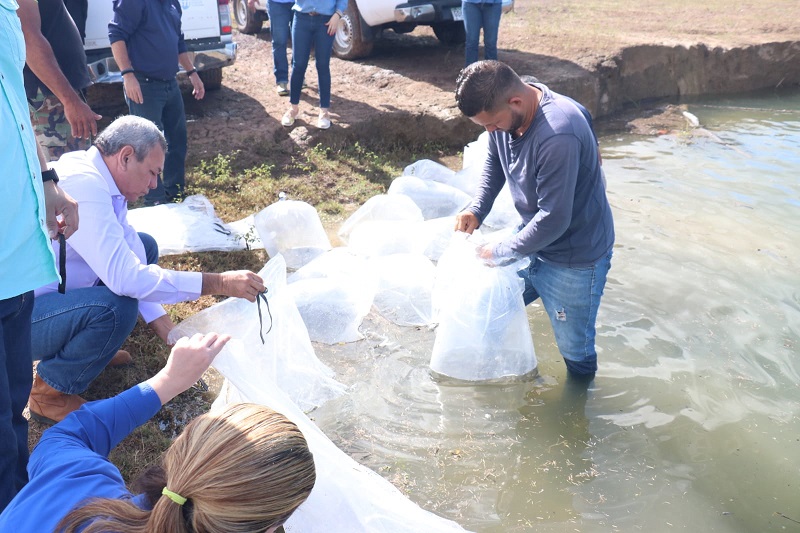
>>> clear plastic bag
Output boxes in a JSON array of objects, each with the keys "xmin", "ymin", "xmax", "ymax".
[
  {"xmin": 168, "ymin": 254, "xmax": 345, "ymax": 411},
  {"xmin": 387, "ymin": 176, "xmax": 472, "ymax": 220},
  {"xmin": 338, "ymin": 194, "xmax": 423, "ymax": 245},
  {"xmin": 254, "ymin": 197, "xmax": 332, "ymax": 270},
  {"xmin": 430, "ymin": 233, "xmax": 537, "ymax": 382},
  {"xmin": 369, "ymin": 253, "xmax": 436, "ymax": 327},
  {"xmin": 127, "ymin": 194, "xmax": 249, "ymax": 255}
]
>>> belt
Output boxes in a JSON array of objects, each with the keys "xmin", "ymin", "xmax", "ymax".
[{"xmin": 135, "ymin": 73, "xmax": 174, "ymax": 83}]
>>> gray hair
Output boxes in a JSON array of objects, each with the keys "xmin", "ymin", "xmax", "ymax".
[{"xmin": 94, "ymin": 115, "xmax": 167, "ymax": 161}]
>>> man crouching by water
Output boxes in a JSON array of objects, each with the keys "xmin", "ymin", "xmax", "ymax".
[
  {"xmin": 28, "ymin": 116, "xmax": 265, "ymax": 425},
  {"xmin": 454, "ymin": 60, "xmax": 615, "ymax": 377}
]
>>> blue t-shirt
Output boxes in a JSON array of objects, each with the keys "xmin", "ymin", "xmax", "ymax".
[
  {"xmin": 108, "ymin": 0, "xmax": 188, "ymax": 80},
  {"xmin": 469, "ymin": 83, "xmax": 615, "ymax": 267},
  {"xmin": 0, "ymin": 384, "xmax": 162, "ymax": 532}
]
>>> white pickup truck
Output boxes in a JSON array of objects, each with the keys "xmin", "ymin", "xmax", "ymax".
[
  {"xmin": 234, "ymin": 0, "xmax": 513, "ymax": 60},
  {"xmin": 83, "ymin": 0, "xmax": 237, "ymax": 90}
]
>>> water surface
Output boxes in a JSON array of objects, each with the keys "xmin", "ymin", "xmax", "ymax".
[{"xmin": 312, "ymin": 91, "xmax": 800, "ymax": 532}]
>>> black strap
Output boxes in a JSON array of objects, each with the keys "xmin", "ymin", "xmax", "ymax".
[
  {"xmin": 256, "ymin": 289, "xmax": 273, "ymax": 344},
  {"xmin": 57, "ymin": 233, "xmax": 66, "ymax": 294}
]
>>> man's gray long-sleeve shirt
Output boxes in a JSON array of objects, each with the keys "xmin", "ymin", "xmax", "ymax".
[{"xmin": 469, "ymin": 83, "xmax": 615, "ymax": 268}]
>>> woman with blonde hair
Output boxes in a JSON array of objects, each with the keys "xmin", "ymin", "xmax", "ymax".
[{"xmin": 0, "ymin": 333, "xmax": 315, "ymax": 533}]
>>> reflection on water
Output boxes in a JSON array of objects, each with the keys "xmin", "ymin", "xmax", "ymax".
[{"xmin": 312, "ymin": 91, "xmax": 800, "ymax": 532}]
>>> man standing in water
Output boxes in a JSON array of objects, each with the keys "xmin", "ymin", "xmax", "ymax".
[{"xmin": 454, "ymin": 60, "xmax": 615, "ymax": 376}]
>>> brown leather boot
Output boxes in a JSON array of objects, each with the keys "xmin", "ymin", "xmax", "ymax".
[
  {"xmin": 28, "ymin": 375, "xmax": 86, "ymax": 426},
  {"xmin": 107, "ymin": 349, "xmax": 132, "ymax": 367}
]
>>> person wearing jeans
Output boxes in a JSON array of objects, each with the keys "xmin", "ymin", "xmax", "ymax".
[
  {"xmin": 109, "ymin": 0, "xmax": 205, "ymax": 205},
  {"xmin": 281, "ymin": 0, "xmax": 347, "ymax": 130},
  {"xmin": 264, "ymin": 0, "xmax": 294, "ymax": 96},
  {"xmin": 462, "ymin": 0, "xmax": 503, "ymax": 66},
  {"xmin": 28, "ymin": 233, "xmax": 157, "ymax": 425},
  {"xmin": 454, "ymin": 61, "xmax": 615, "ymax": 376},
  {"xmin": 27, "ymin": 116, "xmax": 266, "ymax": 425},
  {"xmin": 0, "ymin": 4, "xmax": 79, "ymax": 511}
]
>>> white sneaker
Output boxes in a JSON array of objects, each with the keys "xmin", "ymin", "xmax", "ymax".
[
  {"xmin": 276, "ymin": 82, "xmax": 289, "ymax": 96},
  {"xmin": 317, "ymin": 112, "xmax": 331, "ymax": 130},
  {"xmin": 282, "ymin": 108, "xmax": 297, "ymax": 127}
]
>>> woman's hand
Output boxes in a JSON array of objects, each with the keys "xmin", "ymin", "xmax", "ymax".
[{"xmin": 326, "ymin": 12, "xmax": 341, "ymax": 36}]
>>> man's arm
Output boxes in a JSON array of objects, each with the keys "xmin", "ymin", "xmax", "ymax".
[
  {"xmin": 17, "ymin": 0, "xmax": 100, "ymax": 140},
  {"xmin": 37, "ymin": 139, "xmax": 78, "ymax": 239},
  {"xmin": 110, "ymin": 40, "xmax": 143, "ymax": 104},
  {"xmin": 178, "ymin": 52, "xmax": 204, "ymax": 100}
]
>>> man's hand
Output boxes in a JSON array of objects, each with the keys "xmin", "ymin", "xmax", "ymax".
[
  {"xmin": 123, "ymin": 74, "xmax": 143, "ymax": 104},
  {"xmin": 42, "ymin": 181, "xmax": 79, "ymax": 239},
  {"xmin": 455, "ymin": 210, "xmax": 480, "ymax": 234},
  {"xmin": 189, "ymin": 73, "xmax": 205, "ymax": 100},
  {"xmin": 202, "ymin": 271, "xmax": 265, "ymax": 302},
  {"xmin": 63, "ymin": 98, "xmax": 101, "ymax": 140},
  {"xmin": 247, "ymin": 0, "xmax": 257, "ymax": 13},
  {"xmin": 147, "ymin": 332, "xmax": 231, "ymax": 404}
]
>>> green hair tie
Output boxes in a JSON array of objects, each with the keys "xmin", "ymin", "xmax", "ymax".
[{"xmin": 162, "ymin": 487, "xmax": 187, "ymax": 506}]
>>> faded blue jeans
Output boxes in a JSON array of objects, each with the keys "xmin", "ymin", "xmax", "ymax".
[
  {"xmin": 462, "ymin": 1, "xmax": 503, "ymax": 66},
  {"xmin": 0, "ymin": 292, "xmax": 34, "ymax": 511},
  {"xmin": 31, "ymin": 233, "xmax": 159, "ymax": 394},
  {"xmin": 267, "ymin": 0, "xmax": 294, "ymax": 84},
  {"xmin": 518, "ymin": 250, "xmax": 613, "ymax": 375},
  {"xmin": 126, "ymin": 75, "xmax": 187, "ymax": 204},
  {"xmin": 290, "ymin": 11, "xmax": 335, "ymax": 108}
]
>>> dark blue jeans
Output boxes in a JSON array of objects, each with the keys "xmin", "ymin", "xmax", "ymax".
[
  {"xmin": 519, "ymin": 250, "xmax": 613, "ymax": 375},
  {"xmin": 126, "ymin": 76, "xmax": 187, "ymax": 204},
  {"xmin": 31, "ymin": 233, "xmax": 159, "ymax": 394},
  {"xmin": 0, "ymin": 291, "xmax": 34, "ymax": 512},
  {"xmin": 462, "ymin": 1, "xmax": 502, "ymax": 66},
  {"xmin": 267, "ymin": 0, "xmax": 294, "ymax": 84},
  {"xmin": 290, "ymin": 12, "xmax": 335, "ymax": 108}
]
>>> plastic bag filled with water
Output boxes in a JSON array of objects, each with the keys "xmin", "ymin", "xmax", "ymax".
[
  {"xmin": 338, "ymin": 194, "xmax": 423, "ymax": 245},
  {"xmin": 254, "ymin": 194, "xmax": 331, "ymax": 270},
  {"xmin": 369, "ymin": 253, "xmax": 436, "ymax": 327},
  {"xmin": 430, "ymin": 233, "xmax": 537, "ymax": 382},
  {"xmin": 387, "ymin": 175, "xmax": 472, "ymax": 220}
]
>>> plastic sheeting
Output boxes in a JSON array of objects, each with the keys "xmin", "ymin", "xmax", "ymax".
[
  {"xmin": 430, "ymin": 233, "xmax": 537, "ymax": 382},
  {"xmin": 127, "ymin": 195, "xmax": 255, "ymax": 255},
  {"xmin": 168, "ymin": 255, "xmax": 345, "ymax": 412},
  {"xmin": 254, "ymin": 197, "xmax": 332, "ymax": 270}
]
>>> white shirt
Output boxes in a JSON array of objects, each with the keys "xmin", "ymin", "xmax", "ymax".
[{"xmin": 35, "ymin": 147, "xmax": 203, "ymax": 323}]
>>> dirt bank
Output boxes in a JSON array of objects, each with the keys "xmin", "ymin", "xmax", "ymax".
[{"xmin": 87, "ymin": 0, "xmax": 800, "ymax": 163}]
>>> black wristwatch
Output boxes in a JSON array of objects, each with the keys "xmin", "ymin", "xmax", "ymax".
[{"xmin": 42, "ymin": 168, "xmax": 59, "ymax": 184}]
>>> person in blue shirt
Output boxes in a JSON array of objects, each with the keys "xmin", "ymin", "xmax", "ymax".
[
  {"xmin": 281, "ymin": 0, "xmax": 348, "ymax": 130},
  {"xmin": 0, "ymin": 1, "xmax": 79, "ymax": 512},
  {"xmin": 462, "ymin": 0, "xmax": 503, "ymax": 66},
  {"xmin": 454, "ymin": 61, "xmax": 615, "ymax": 376},
  {"xmin": 252, "ymin": 0, "xmax": 295, "ymax": 96},
  {"xmin": 108, "ymin": 0, "xmax": 205, "ymax": 205},
  {"xmin": 0, "ymin": 332, "xmax": 317, "ymax": 533}
]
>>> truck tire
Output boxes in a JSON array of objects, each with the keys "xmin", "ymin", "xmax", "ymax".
[
  {"xmin": 432, "ymin": 22, "xmax": 466, "ymax": 45},
  {"xmin": 198, "ymin": 68, "xmax": 223, "ymax": 91},
  {"xmin": 233, "ymin": 0, "xmax": 263, "ymax": 34},
  {"xmin": 333, "ymin": 0, "xmax": 373, "ymax": 60}
]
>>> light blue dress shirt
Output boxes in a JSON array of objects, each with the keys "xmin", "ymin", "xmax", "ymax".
[{"xmin": 0, "ymin": 0, "xmax": 58, "ymax": 299}]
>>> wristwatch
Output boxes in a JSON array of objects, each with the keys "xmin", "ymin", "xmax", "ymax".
[
  {"xmin": 42, "ymin": 168, "xmax": 59, "ymax": 184},
  {"xmin": 335, "ymin": 9, "xmax": 344, "ymax": 17}
]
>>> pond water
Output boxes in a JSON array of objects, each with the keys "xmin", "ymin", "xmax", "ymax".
[{"xmin": 311, "ymin": 91, "xmax": 800, "ymax": 532}]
